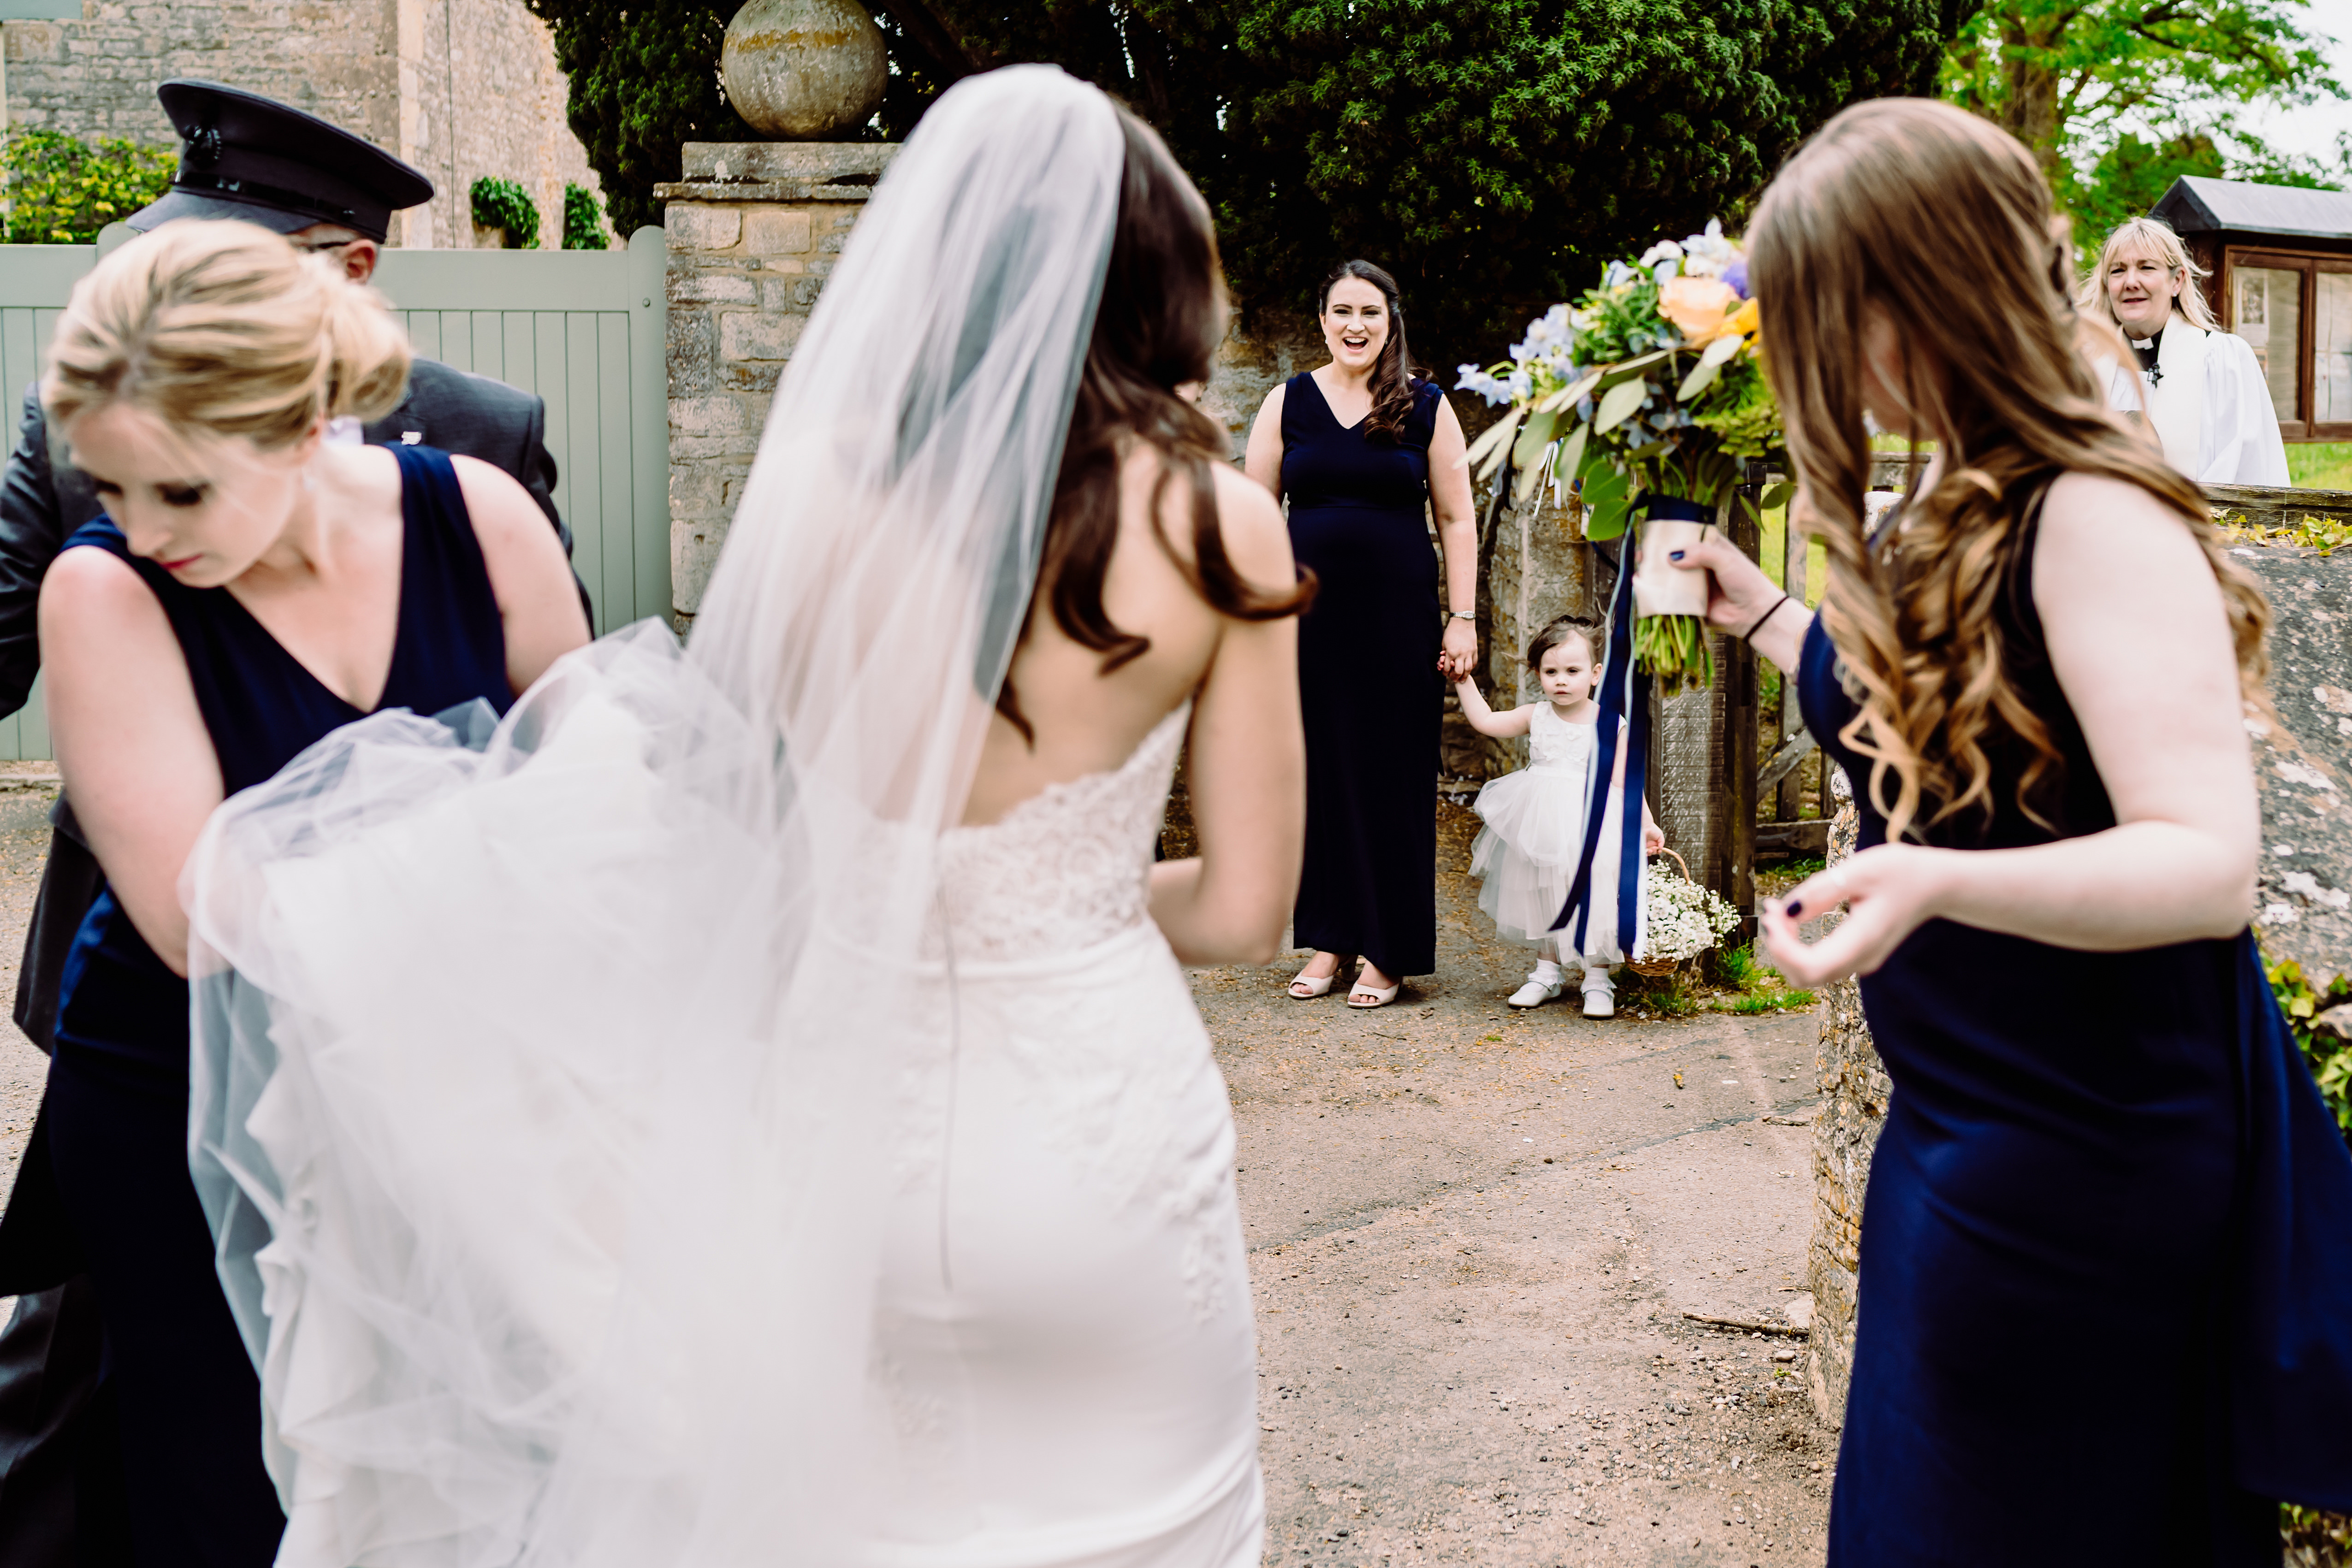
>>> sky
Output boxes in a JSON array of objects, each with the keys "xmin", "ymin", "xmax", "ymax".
[{"xmin": 2234, "ymin": 10, "xmax": 2352, "ymax": 172}]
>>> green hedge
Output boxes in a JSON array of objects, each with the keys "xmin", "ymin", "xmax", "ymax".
[
  {"xmin": 469, "ymin": 176, "xmax": 540, "ymax": 249},
  {"xmin": 561, "ymin": 181, "xmax": 608, "ymax": 250},
  {"xmin": 0, "ymin": 130, "xmax": 173, "ymax": 244}
]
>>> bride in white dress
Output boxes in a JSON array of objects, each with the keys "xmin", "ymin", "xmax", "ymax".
[{"xmin": 178, "ymin": 65, "xmax": 1308, "ymax": 1565}]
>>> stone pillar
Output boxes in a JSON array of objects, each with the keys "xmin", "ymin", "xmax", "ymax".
[{"xmin": 658, "ymin": 141, "xmax": 896, "ymax": 628}]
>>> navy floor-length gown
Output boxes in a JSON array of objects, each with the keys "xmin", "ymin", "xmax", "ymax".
[
  {"xmin": 1282, "ymin": 372, "xmax": 1443, "ymax": 978},
  {"xmin": 44, "ymin": 445, "xmax": 519, "ymax": 1566},
  {"xmin": 1800, "ymin": 494, "xmax": 2352, "ymax": 1564}
]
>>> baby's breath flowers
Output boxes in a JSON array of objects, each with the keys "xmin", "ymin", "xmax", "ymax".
[{"xmin": 1645, "ymin": 859, "xmax": 1742, "ymax": 964}]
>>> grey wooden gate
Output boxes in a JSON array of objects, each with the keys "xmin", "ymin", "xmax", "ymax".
[{"xmin": 0, "ymin": 225, "xmax": 669, "ymax": 760}]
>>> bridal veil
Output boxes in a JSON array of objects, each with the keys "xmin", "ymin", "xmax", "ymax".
[{"xmin": 183, "ymin": 65, "xmax": 1122, "ymax": 1565}]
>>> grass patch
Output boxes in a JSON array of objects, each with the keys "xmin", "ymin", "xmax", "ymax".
[
  {"xmin": 1718, "ymin": 990, "xmax": 1819, "ymax": 1014},
  {"xmin": 2287, "ymin": 441, "xmax": 2352, "ymax": 494},
  {"xmin": 1620, "ymin": 968, "xmax": 1702, "ymax": 1018}
]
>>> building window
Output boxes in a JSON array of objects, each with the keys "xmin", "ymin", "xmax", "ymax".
[{"xmin": 2224, "ymin": 249, "xmax": 2352, "ymax": 441}]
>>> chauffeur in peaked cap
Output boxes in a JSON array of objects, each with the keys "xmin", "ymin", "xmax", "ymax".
[{"xmin": 0, "ymin": 79, "xmax": 579, "ymax": 1566}]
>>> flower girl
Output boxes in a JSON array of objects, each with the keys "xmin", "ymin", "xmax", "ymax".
[{"xmin": 1455, "ymin": 616, "xmax": 1662, "ymax": 1016}]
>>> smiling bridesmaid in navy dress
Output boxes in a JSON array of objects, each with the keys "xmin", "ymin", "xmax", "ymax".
[
  {"xmin": 1244, "ymin": 261, "xmax": 1481, "ymax": 1008},
  {"xmin": 1668, "ymin": 100, "xmax": 2352, "ymax": 1563}
]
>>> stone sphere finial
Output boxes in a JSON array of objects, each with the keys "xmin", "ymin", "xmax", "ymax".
[{"xmin": 721, "ymin": 0, "xmax": 889, "ymax": 141}]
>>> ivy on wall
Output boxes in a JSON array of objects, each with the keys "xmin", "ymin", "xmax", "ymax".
[
  {"xmin": 469, "ymin": 176, "xmax": 541, "ymax": 249},
  {"xmin": 0, "ymin": 130, "xmax": 174, "ymax": 244},
  {"xmin": 562, "ymin": 181, "xmax": 609, "ymax": 249}
]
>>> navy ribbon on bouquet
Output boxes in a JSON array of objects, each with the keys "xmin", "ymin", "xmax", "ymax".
[
  {"xmin": 1553, "ymin": 495, "xmax": 1710, "ymax": 957},
  {"xmin": 1554, "ymin": 530, "xmax": 1644, "ymax": 959}
]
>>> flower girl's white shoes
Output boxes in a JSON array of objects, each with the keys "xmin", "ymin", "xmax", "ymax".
[
  {"xmin": 1510, "ymin": 962, "xmax": 1565, "ymax": 1008},
  {"xmin": 1581, "ymin": 976, "xmax": 1616, "ymax": 1018},
  {"xmin": 1508, "ymin": 975, "xmax": 1561, "ymax": 1008}
]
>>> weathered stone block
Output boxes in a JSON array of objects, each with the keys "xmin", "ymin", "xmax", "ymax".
[
  {"xmin": 665, "ymin": 203, "xmax": 742, "ymax": 253},
  {"xmin": 681, "ymin": 139, "xmax": 895, "ymax": 183},
  {"xmin": 743, "ymin": 208, "xmax": 812, "ymax": 255},
  {"xmin": 719, "ymin": 310, "xmax": 802, "ymax": 362},
  {"xmin": 670, "ymin": 395, "xmax": 755, "ymax": 439},
  {"xmin": 664, "ymin": 311, "xmax": 717, "ymax": 398},
  {"xmin": 667, "ymin": 271, "xmax": 759, "ymax": 306},
  {"xmin": 719, "ymin": 359, "xmax": 785, "ymax": 395}
]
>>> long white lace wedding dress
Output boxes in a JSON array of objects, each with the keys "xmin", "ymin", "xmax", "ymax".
[
  {"xmin": 180, "ymin": 65, "xmax": 1266, "ymax": 1565},
  {"xmin": 877, "ymin": 701, "xmax": 1261, "ymax": 1563}
]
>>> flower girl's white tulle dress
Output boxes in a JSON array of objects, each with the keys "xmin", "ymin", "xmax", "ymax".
[{"xmin": 1469, "ymin": 704, "xmax": 1644, "ymax": 959}]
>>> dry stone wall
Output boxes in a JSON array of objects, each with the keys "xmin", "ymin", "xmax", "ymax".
[
  {"xmin": 661, "ymin": 142, "xmax": 893, "ymax": 625},
  {"xmin": 0, "ymin": 0, "xmax": 605, "ymax": 251}
]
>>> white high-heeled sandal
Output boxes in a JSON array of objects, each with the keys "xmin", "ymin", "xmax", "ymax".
[
  {"xmin": 1348, "ymin": 977, "xmax": 1400, "ymax": 1008},
  {"xmin": 1289, "ymin": 967, "xmax": 1338, "ymax": 999}
]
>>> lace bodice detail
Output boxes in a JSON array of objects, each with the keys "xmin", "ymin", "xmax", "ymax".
[
  {"xmin": 1528, "ymin": 704, "xmax": 1595, "ymax": 772},
  {"xmin": 930, "ymin": 701, "xmax": 1190, "ymax": 963}
]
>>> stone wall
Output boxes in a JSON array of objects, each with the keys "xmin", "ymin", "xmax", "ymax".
[
  {"xmin": 659, "ymin": 141, "xmax": 894, "ymax": 625},
  {"xmin": 1804, "ymin": 781, "xmax": 1876, "ymax": 1430},
  {"xmin": 0, "ymin": 0, "xmax": 607, "ymax": 251},
  {"xmin": 396, "ymin": 0, "xmax": 605, "ymax": 249}
]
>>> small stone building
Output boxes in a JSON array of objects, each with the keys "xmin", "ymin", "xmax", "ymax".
[{"xmin": 0, "ymin": 0, "xmax": 604, "ymax": 249}]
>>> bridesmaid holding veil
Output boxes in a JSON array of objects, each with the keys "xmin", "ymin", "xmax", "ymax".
[
  {"xmin": 31, "ymin": 222, "xmax": 587, "ymax": 1562},
  {"xmin": 1245, "ymin": 261, "xmax": 1479, "ymax": 1008}
]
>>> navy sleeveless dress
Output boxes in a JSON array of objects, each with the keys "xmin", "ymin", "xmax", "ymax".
[
  {"xmin": 1282, "ymin": 372, "xmax": 1444, "ymax": 978},
  {"xmin": 1799, "ymin": 498, "xmax": 2352, "ymax": 1563},
  {"xmin": 44, "ymin": 445, "xmax": 515, "ymax": 1566}
]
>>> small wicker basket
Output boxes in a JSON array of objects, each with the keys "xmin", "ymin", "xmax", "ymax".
[{"xmin": 1622, "ymin": 846, "xmax": 1694, "ymax": 977}]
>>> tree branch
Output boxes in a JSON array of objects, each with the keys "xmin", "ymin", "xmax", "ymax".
[{"xmin": 873, "ymin": 0, "xmax": 985, "ymax": 81}]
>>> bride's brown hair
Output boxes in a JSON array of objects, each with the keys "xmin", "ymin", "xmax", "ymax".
[
  {"xmin": 1747, "ymin": 97, "xmax": 2269, "ymax": 841},
  {"xmin": 1000, "ymin": 103, "xmax": 1313, "ymax": 738}
]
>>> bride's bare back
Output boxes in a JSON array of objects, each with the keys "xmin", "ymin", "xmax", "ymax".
[{"xmin": 962, "ymin": 441, "xmax": 1303, "ymax": 966}]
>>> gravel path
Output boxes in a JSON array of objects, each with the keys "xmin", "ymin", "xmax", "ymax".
[{"xmin": 1209, "ymin": 802, "xmax": 1836, "ymax": 1566}]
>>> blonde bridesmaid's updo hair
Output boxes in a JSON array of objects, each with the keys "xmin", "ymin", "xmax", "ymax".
[{"xmin": 42, "ymin": 219, "xmax": 410, "ymax": 456}]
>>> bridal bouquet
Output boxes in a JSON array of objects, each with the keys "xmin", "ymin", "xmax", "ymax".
[{"xmin": 1459, "ymin": 221, "xmax": 1786, "ymax": 695}]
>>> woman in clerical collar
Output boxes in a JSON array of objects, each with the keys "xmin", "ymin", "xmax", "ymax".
[{"xmin": 2078, "ymin": 214, "xmax": 2290, "ymax": 486}]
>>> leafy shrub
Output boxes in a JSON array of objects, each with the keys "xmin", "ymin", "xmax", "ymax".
[
  {"xmin": 469, "ymin": 176, "xmax": 540, "ymax": 249},
  {"xmin": 2282, "ymin": 1500, "xmax": 2352, "ymax": 1566},
  {"xmin": 0, "ymin": 130, "xmax": 174, "ymax": 244},
  {"xmin": 562, "ymin": 182, "xmax": 608, "ymax": 250},
  {"xmin": 2266, "ymin": 957, "xmax": 2352, "ymax": 1144}
]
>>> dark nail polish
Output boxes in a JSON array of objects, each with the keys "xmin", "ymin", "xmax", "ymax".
[
  {"xmin": 1669, "ymin": 550, "xmax": 1686, "ymax": 561},
  {"xmin": 1784, "ymin": 899, "xmax": 1804, "ymax": 917}
]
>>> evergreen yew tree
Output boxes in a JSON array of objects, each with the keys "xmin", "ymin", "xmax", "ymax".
[
  {"xmin": 522, "ymin": 0, "xmax": 756, "ymax": 236},
  {"xmin": 530, "ymin": 0, "xmax": 1975, "ymax": 361}
]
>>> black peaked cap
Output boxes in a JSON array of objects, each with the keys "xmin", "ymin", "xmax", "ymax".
[{"xmin": 128, "ymin": 80, "xmax": 435, "ymax": 241}]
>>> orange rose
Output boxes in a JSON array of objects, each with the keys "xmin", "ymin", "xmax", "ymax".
[{"xmin": 1659, "ymin": 275, "xmax": 1740, "ymax": 344}]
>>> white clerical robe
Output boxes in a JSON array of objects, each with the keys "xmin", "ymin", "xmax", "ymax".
[{"xmin": 2101, "ymin": 314, "xmax": 2290, "ymax": 487}]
